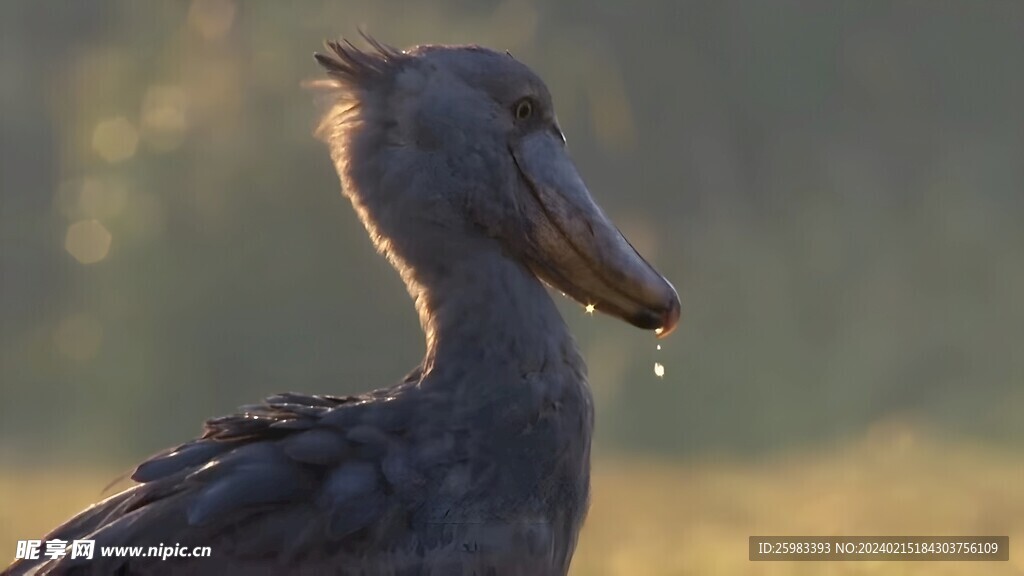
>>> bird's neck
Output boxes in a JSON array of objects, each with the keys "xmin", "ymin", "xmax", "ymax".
[{"xmin": 398, "ymin": 234, "xmax": 580, "ymax": 382}]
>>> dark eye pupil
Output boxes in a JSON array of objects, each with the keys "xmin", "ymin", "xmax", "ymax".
[{"xmin": 516, "ymin": 100, "xmax": 532, "ymax": 120}]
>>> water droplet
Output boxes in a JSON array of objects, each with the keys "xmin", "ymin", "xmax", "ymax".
[
  {"xmin": 654, "ymin": 327, "xmax": 664, "ymax": 336},
  {"xmin": 653, "ymin": 362, "xmax": 665, "ymax": 378},
  {"xmin": 656, "ymin": 344, "xmax": 661, "ymax": 351}
]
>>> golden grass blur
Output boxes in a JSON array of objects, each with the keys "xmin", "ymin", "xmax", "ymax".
[{"xmin": 2, "ymin": 424, "xmax": 1022, "ymax": 575}]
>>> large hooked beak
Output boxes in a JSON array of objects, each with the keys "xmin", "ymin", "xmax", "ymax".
[{"xmin": 511, "ymin": 129, "xmax": 681, "ymax": 338}]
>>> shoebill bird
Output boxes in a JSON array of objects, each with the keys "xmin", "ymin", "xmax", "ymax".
[{"xmin": 4, "ymin": 37, "xmax": 680, "ymax": 576}]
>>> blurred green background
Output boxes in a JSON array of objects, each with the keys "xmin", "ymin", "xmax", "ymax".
[{"xmin": 2, "ymin": 1, "xmax": 1023, "ymax": 574}]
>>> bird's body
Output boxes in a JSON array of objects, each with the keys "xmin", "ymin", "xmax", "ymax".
[{"xmin": 6, "ymin": 38, "xmax": 678, "ymax": 576}]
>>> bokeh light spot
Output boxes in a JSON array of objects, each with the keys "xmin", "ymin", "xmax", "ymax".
[
  {"xmin": 91, "ymin": 117, "xmax": 138, "ymax": 163},
  {"xmin": 141, "ymin": 85, "xmax": 187, "ymax": 152},
  {"xmin": 79, "ymin": 177, "xmax": 128, "ymax": 220},
  {"xmin": 188, "ymin": 0, "xmax": 236, "ymax": 40},
  {"xmin": 65, "ymin": 220, "xmax": 112, "ymax": 264}
]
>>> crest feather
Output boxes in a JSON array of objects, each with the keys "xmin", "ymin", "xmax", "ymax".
[
  {"xmin": 311, "ymin": 33, "xmax": 408, "ymax": 146},
  {"xmin": 313, "ymin": 31, "xmax": 406, "ymax": 92}
]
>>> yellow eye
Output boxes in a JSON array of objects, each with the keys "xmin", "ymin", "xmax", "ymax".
[{"xmin": 514, "ymin": 99, "xmax": 534, "ymax": 121}]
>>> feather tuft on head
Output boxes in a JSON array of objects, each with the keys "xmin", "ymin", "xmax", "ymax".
[
  {"xmin": 313, "ymin": 31, "xmax": 405, "ymax": 91},
  {"xmin": 309, "ymin": 32, "xmax": 409, "ymax": 144}
]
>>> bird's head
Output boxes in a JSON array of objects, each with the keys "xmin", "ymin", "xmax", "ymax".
[{"xmin": 314, "ymin": 36, "xmax": 679, "ymax": 337}]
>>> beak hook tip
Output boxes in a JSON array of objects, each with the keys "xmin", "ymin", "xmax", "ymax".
[{"xmin": 655, "ymin": 292, "xmax": 681, "ymax": 339}]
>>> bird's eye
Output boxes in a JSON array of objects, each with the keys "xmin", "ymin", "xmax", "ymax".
[{"xmin": 513, "ymin": 98, "xmax": 534, "ymax": 121}]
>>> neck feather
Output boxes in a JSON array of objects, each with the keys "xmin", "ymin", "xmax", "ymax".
[{"xmin": 390, "ymin": 225, "xmax": 577, "ymax": 380}]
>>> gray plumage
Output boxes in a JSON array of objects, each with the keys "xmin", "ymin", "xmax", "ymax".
[{"xmin": 5, "ymin": 36, "xmax": 679, "ymax": 576}]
